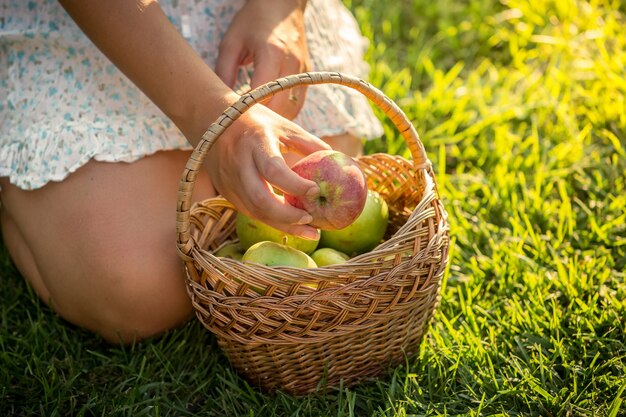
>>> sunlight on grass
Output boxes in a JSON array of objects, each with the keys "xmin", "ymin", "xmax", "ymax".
[{"xmin": 349, "ymin": 0, "xmax": 625, "ymax": 415}]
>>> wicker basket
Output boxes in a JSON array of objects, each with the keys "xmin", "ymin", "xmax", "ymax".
[{"xmin": 175, "ymin": 72, "xmax": 450, "ymax": 395}]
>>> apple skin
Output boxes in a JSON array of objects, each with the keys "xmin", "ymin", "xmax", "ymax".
[
  {"xmin": 214, "ymin": 242, "xmax": 245, "ymax": 261},
  {"xmin": 242, "ymin": 241, "xmax": 318, "ymax": 268},
  {"xmin": 311, "ymin": 248, "xmax": 350, "ymax": 266},
  {"xmin": 236, "ymin": 212, "xmax": 319, "ymax": 254},
  {"xmin": 284, "ymin": 150, "xmax": 367, "ymax": 230},
  {"xmin": 319, "ymin": 190, "xmax": 389, "ymax": 256}
]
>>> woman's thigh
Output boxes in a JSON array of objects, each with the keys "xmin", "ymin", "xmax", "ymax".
[{"xmin": 0, "ymin": 150, "xmax": 215, "ymax": 343}]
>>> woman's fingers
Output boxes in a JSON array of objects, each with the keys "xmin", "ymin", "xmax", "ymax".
[
  {"xmin": 215, "ymin": 38, "xmax": 244, "ymax": 88},
  {"xmin": 249, "ymin": 47, "xmax": 282, "ymax": 90},
  {"xmin": 266, "ymin": 54, "xmax": 309, "ymax": 118},
  {"xmin": 265, "ymin": 85, "xmax": 307, "ymax": 121},
  {"xmin": 205, "ymin": 105, "xmax": 330, "ymax": 240},
  {"xmin": 251, "ymin": 138, "xmax": 319, "ymax": 199},
  {"xmin": 280, "ymin": 124, "xmax": 332, "ymax": 156},
  {"xmin": 236, "ymin": 149, "xmax": 320, "ymax": 239}
]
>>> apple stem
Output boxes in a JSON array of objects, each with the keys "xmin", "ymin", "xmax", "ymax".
[{"xmin": 282, "ymin": 236, "xmax": 288, "ymax": 246}]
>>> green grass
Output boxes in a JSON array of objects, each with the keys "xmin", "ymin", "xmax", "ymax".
[{"xmin": 2, "ymin": 0, "xmax": 625, "ymax": 415}]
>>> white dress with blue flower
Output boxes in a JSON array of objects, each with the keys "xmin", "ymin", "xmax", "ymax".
[{"xmin": 0, "ymin": 0, "xmax": 383, "ymax": 190}]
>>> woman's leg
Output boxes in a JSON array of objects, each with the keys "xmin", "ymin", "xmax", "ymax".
[
  {"xmin": 321, "ymin": 133, "xmax": 363, "ymax": 157},
  {"xmin": 0, "ymin": 150, "xmax": 215, "ymax": 344}
]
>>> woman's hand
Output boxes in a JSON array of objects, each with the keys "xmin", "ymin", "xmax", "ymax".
[
  {"xmin": 59, "ymin": 0, "xmax": 325, "ymax": 238},
  {"xmin": 205, "ymin": 104, "xmax": 331, "ymax": 239},
  {"xmin": 215, "ymin": 0, "xmax": 310, "ymax": 120}
]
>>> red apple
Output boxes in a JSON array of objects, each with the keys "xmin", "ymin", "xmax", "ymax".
[{"xmin": 284, "ymin": 150, "xmax": 367, "ymax": 230}]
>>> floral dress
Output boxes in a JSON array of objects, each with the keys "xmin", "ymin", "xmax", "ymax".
[{"xmin": 0, "ymin": 0, "xmax": 383, "ymax": 190}]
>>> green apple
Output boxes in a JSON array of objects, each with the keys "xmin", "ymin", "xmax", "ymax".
[
  {"xmin": 236, "ymin": 212, "xmax": 319, "ymax": 254},
  {"xmin": 213, "ymin": 242, "xmax": 245, "ymax": 261},
  {"xmin": 242, "ymin": 241, "xmax": 318, "ymax": 268},
  {"xmin": 311, "ymin": 248, "xmax": 350, "ymax": 266},
  {"xmin": 319, "ymin": 190, "xmax": 389, "ymax": 256}
]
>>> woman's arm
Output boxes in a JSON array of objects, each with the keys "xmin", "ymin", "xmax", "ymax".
[
  {"xmin": 58, "ymin": 0, "xmax": 329, "ymax": 238},
  {"xmin": 59, "ymin": 0, "xmax": 236, "ymax": 143}
]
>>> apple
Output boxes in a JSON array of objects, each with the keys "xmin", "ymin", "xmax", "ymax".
[
  {"xmin": 242, "ymin": 241, "xmax": 320, "ymax": 291},
  {"xmin": 236, "ymin": 212, "xmax": 319, "ymax": 254},
  {"xmin": 319, "ymin": 190, "xmax": 389, "ymax": 256},
  {"xmin": 213, "ymin": 242, "xmax": 245, "ymax": 261},
  {"xmin": 311, "ymin": 248, "xmax": 350, "ymax": 266},
  {"xmin": 242, "ymin": 241, "xmax": 318, "ymax": 268},
  {"xmin": 284, "ymin": 150, "xmax": 368, "ymax": 230}
]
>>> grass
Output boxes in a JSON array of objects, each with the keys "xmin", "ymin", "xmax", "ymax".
[{"xmin": 2, "ymin": 0, "xmax": 625, "ymax": 415}]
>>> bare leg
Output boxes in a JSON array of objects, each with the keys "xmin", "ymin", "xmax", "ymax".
[
  {"xmin": 1, "ymin": 210, "xmax": 51, "ymax": 303},
  {"xmin": 0, "ymin": 135, "xmax": 359, "ymax": 343},
  {"xmin": 0, "ymin": 150, "xmax": 215, "ymax": 344},
  {"xmin": 321, "ymin": 133, "xmax": 363, "ymax": 158}
]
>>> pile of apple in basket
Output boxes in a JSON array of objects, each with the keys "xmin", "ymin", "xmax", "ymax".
[
  {"xmin": 215, "ymin": 149, "xmax": 389, "ymax": 272},
  {"xmin": 178, "ymin": 72, "xmax": 449, "ymax": 395}
]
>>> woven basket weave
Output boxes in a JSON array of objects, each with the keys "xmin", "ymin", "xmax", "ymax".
[{"xmin": 176, "ymin": 72, "xmax": 450, "ymax": 395}]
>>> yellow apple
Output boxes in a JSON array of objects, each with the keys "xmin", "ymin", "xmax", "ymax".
[
  {"xmin": 242, "ymin": 241, "xmax": 318, "ymax": 268},
  {"xmin": 213, "ymin": 242, "xmax": 245, "ymax": 261},
  {"xmin": 242, "ymin": 241, "xmax": 319, "ymax": 291},
  {"xmin": 236, "ymin": 212, "xmax": 319, "ymax": 254},
  {"xmin": 311, "ymin": 247, "xmax": 350, "ymax": 266}
]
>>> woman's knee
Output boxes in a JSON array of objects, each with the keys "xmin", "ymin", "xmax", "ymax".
[
  {"xmin": 0, "ymin": 153, "xmax": 211, "ymax": 344},
  {"xmin": 0, "ymin": 208, "xmax": 52, "ymax": 303},
  {"xmin": 80, "ymin": 252, "xmax": 194, "ymax": 344},
  {"xmin": 0, "ymin": 210, "xmax": 191, "ymax": 345}
]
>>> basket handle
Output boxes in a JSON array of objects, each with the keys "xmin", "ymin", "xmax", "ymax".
[{"xmin": 176, "ymin": 71, "xmax": 430, "ymax": 257}]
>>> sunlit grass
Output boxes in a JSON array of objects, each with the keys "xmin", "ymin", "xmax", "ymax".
[
  {"xmin": 355, "ymin": 0, "xmax": 625, "ymax": 415},
  {"xmin": 1, "ymin": 0, "xmax": 625, "ymax": 415}
]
